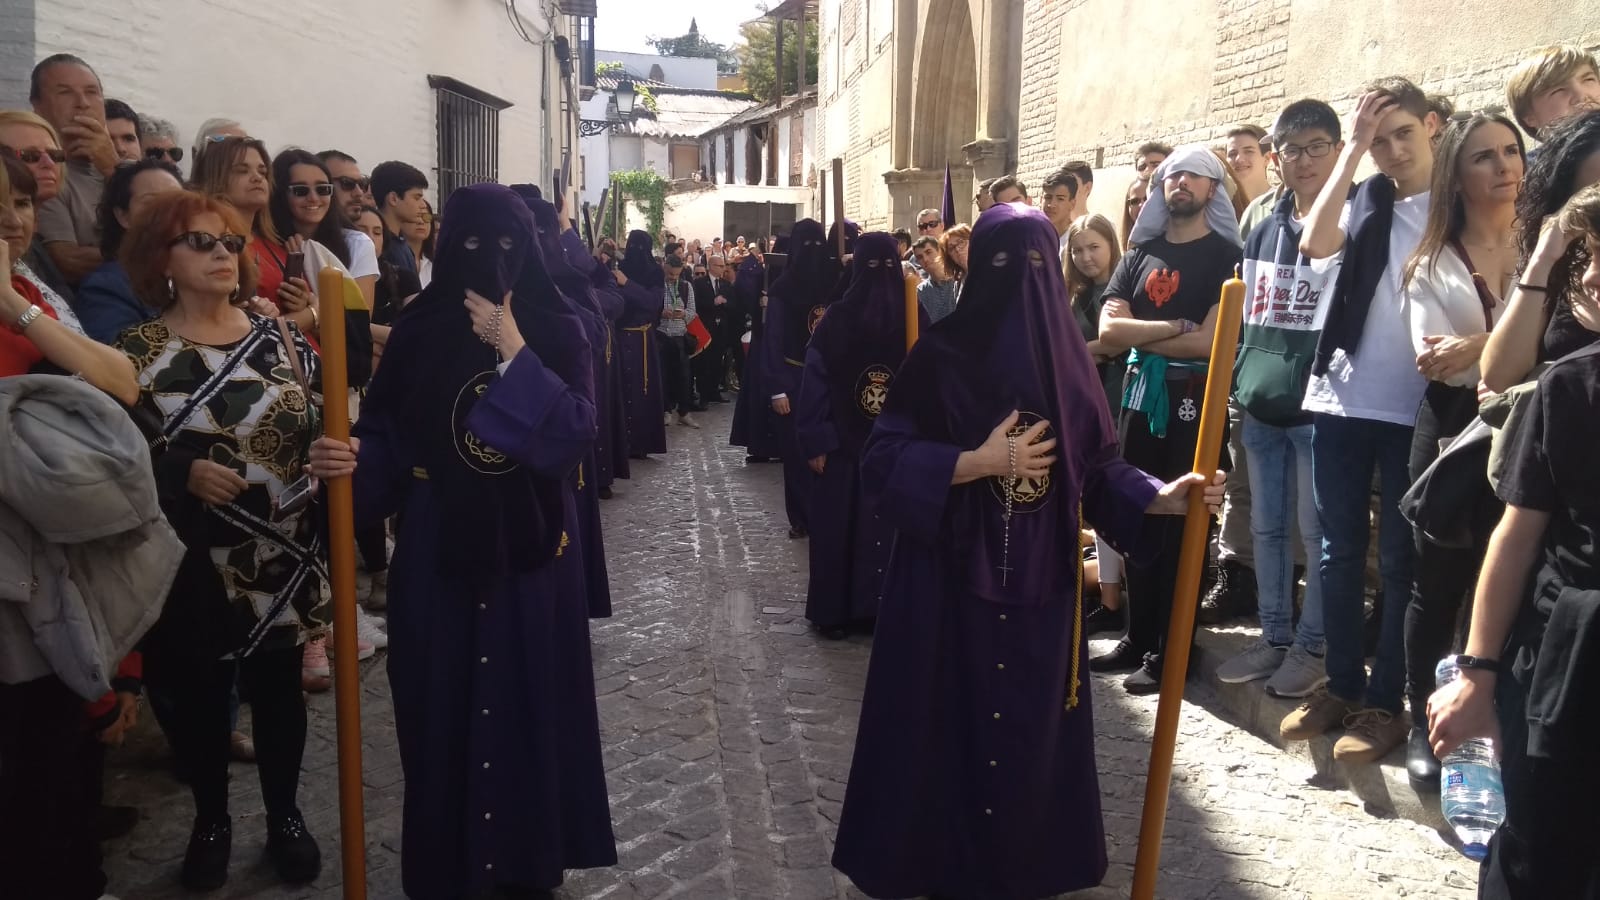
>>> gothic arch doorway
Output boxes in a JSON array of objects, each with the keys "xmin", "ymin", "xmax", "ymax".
[{"xmin": 912, "ymin": 0, "xmax": 978, "ymax": 171}]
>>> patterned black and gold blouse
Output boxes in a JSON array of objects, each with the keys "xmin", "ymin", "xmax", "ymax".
[{"xmin": 118, "ymin": 314, "xmax": 330, "ymax": 653}]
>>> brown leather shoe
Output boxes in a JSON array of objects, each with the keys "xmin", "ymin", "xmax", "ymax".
[
  {"xmin": 1333, "ymin": 708, "xmax": 1409, "ymax": 764},
  {"xmin": 1280, "ymin": 686, "xmax": 1360, "ymax": 741}
]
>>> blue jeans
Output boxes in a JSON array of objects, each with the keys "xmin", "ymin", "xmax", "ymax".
[
  {"xmin": 1311, "ymin": 413, "xmax": 1415, "ymax": 713},
  {"xmin": 1241, "ymin": 413, "xmax": 1323, "ymax": 652}
]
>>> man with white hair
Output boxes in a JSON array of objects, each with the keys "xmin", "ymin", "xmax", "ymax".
[
  {"xmin": 693, "ymin": 252, "xmax": 735, "ymax": 403},
  {"xmin": 190, "ymin": 117, "xmax": 246, "ymax": 170},
  {"xmin": 1087, "ymin": 145, "xmax": 1244, "ymax": 694},
  {"xmin": 138, "ymin": 115, "xmax": 183, "ymax": 165}
]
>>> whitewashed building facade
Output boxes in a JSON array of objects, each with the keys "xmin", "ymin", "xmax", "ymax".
[{"xmin": 1, "ymin": 0, "xmax": 597, "ymax": 205}]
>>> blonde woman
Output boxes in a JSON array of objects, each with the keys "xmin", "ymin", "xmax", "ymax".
[{"xmin": 1066, "ymin": 212, "xmax": 1129, "ymax": 636}]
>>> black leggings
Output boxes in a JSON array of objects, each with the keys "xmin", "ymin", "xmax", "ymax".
[
  {"xmin": 144, "ymin": 643, "xmax": 307, "ymax": 823},
  {"xmin": 1403, "ymin": 383, "xmax": 1501, "ymax": 725}
]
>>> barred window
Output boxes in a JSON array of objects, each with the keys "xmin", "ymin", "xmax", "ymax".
[{"xmin": 428, "ymin": 76, "xmax": 512, "ymax": 204}]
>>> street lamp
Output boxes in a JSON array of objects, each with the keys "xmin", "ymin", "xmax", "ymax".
[
  {"xmin": 615, "ymin": 79, "xmax": 636, "ymax": 118},
  {"xmin": 582, "ymin": 78, "xmax": 638, "ymax": 137}
]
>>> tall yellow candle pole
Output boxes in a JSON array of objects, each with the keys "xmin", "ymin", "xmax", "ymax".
[
  {"xmin": 316, "ymin": 267, "xmax": 368, "ymax": 900},
  {"xmin": 1130, "ymin": 269, "xmax": 1246, "ymax": 900},
  {"xmin": 903, "ymin": 272, "xmax": 920, "ymax": 352}
]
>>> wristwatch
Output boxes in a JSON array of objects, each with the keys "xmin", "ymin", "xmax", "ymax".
[{"xmin": 1453, "ymin": 654, "xmax": 1501, "ymax": 674}]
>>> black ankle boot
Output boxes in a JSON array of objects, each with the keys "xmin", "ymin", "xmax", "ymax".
[
  {"xmin": 1407, "ymin": 725, "xmax": 1441, "ymax": 792},
  {"xmin": 181, "ymin": 816, "xmax": 232, "ymax": 891},
  {"xmin": 266, "ymin": 812, "xmax": 321, "ymax": 883}
]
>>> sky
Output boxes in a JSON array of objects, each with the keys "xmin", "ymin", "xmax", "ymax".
[{"xmin": 594, "ymin": 2, "xmax": 752, "ymax": 56}]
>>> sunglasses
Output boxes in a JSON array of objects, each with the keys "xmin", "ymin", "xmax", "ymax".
[
  {"xmin": 917, "ymin": 221, "xmax": 939, "ymax": 230},
  {"xmin": 145, "ymin": 146, "xmax": 184, "ymax": 163},
  {"xmin": 169, "ymin": 231, "xmax": 247, "ymax": 254},
  {"xmin": 334, "ymin": 176, "xmax": 371, "ymax": 193},
  {"xmin": 4, "ymin": 146, "xmax": 66, "ymax": 165},
  {"xmin": 288, "ymin": 182, "xmax": 335, "ymax": 198}
]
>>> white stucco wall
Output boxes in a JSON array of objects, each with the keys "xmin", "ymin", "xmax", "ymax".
[
  {"xmin": 17, "ymin": 0, "xmax": 560, "ymax": 202},
  {"xmin": 593, "ymin": 50, "xmax": 717, "ymax": 90},
  {"xmin": 663, "ymin": 184, "xmax": 812, "ymax": 245}
]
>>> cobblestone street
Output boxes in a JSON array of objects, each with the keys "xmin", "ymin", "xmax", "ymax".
[{"xmin": 102, "ymin": 402, "xmax": 1479, "ymax": 900}]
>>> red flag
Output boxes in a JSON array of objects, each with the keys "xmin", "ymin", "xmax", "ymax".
[{"xmin": 687, "ymin": 316, "xmax": 712, "ymax": 357}]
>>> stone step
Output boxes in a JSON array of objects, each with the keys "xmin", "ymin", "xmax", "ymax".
[{"xmin": 1184, "ymin": 625, "xmax": 1449, "ymax": 833}]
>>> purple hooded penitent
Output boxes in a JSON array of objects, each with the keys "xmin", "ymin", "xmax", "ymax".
[
  {"xmin": 351, "ymin": 181, "xmax": 617, "ymax": 896},
  {"xmin": 831, "ymin": 203, "xmax": 1165, "ymax": 900},
  {"xmin": 794, "ymin": 232, "xmax": 927, "ymax": 630},
  {"xmin": 513, "ymin": 185, "xmax": 614, "ymax": 620},
  {"xmin": 760, "ymin": 218, "xmax": 833, "ymax": 530}
]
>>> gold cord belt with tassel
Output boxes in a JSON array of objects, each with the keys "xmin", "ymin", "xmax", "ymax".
[{"xmin": 623, "ymin": 324, "xmax": 652, "ymax": 392}]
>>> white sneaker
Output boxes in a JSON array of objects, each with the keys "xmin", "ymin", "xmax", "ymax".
[
  {"xmin": 677, "ymin": 412, "xmax": 701, "ymax": 429},
  {"xmin": 1215, "ymin": 639, "xmax": 1287, "ymax": 684},
  {"xmin": 664, "ymin": 412, "xmax": 674, "ymax": 426},
  {"xmin": 356, "ymin": 607, "xmax": 388, "ymax": 651},
  {"xmin": 1265, "ymin": 644, "xmax": 1329, "ymax": 698}
]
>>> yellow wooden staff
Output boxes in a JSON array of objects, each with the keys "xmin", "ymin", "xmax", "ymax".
[
  {"xmin": 317, "ymin": 267, "xmax": 368, "ymax": 899},
  {"xmin": 903, "ymin": 272, "xmax": 920, "ymax": 352},
  {"xmin": 1130, "ymin": 269, "xmax": 1246, "ymax": 900}
]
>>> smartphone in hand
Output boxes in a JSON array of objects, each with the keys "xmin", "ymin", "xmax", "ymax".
[{"xmin": 283, "ymin": 251, "xmax": 306, "ymax": 284}]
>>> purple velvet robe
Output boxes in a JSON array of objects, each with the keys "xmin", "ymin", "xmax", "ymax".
[
  {"xmin": 617, "ymin": 277, "xmax": 667, "ymax": 457},
  {"xmin": 761, "ymin": 219, "xmax": 833, "ymax": 530},
  {"xmin": 729, "ymin": 255, "xmax": 782, "ymax": 458},
  {"xmin": 832, "ymin": 205, "xmax": 1163, "ymax": 899},
  {"xmin": 559, "ymin": 228, "xmax": 626, "ymax": 491},
  {"xmin": 796, "ymin": 233, "xmax": 925, "ymax": 629},
  {"xmin": 590, "ymin": 278, "xmax": 633, "ymax": 480},
  {"xmin": 355, "ymin": 348, "xmax": 616, "ymax": 897}
]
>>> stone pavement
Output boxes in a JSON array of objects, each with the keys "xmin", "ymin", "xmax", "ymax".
[{"xmin": 102, "ymin": 401, "xmax": 1479, "ymax": 900}]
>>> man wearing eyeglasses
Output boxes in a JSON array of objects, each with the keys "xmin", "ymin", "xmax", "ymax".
[
  {"xmin": 318, "ymin": 150, "xmax": 373, "ymax": 223},
  {"xmin": 915, "ymin": 208, "xmax": 944, "ymax": 239},
  {"xmin": 29, "ymin": 54, "xmax": 117, "ymax": 288},
  {"xmin": 1215, "ymin": 100, "xmax": 1346, "ymax": 700}
]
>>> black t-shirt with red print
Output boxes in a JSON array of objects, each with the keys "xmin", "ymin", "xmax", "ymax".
[{"xmin": 1103, "ymin": 230, "xmax": 1240, "ymax": 333}]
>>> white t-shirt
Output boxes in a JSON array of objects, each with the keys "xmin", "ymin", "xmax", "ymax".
[
  {"xmin": 1302, "ymin": 192, "xmax": 1430, "ymax": 426},
  {"xmin": 341, "ymin": 229, "xmax": 380, "ymax": 280}
]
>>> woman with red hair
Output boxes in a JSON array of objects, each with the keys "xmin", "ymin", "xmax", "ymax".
[{"xmin": 115, "ymin": 190, "xmax": 344, "ymax": 891}]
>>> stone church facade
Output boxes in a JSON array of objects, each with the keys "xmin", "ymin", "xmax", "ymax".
[{"xmin": 816, "ymin": 0, "xmax": 1599, "ymax": 232}]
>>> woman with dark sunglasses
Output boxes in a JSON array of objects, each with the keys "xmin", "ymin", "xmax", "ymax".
[
  {"xmin": 114, "ymin": 190, "xmax": 343, "ymax": 891},
  {"xmin": 269, "ymin": 148, "xmax": 380, "ymax": 309}
]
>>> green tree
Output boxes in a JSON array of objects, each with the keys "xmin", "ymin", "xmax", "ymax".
[
  {"xmin": 735, "ymin": 14, "xmax": 818, "ymax": 103},
  {"xmin": 647, "ymin": 18, "xmax": 738, "ymax": 74}
]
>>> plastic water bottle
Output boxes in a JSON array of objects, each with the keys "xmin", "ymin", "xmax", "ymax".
[{"xmin": 1435, "ymin": 657, "xmax": 1506, "ymax": 860}]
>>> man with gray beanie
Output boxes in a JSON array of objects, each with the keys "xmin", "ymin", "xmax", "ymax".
[{"xmin": 1087, "ymin": 145, "xmax": 1243, "ymax": 694}]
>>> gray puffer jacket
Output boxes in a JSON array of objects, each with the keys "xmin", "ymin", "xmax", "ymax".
[{"xmin": 0, "ymin": 375, "xmax": 183, "ymax": 700}]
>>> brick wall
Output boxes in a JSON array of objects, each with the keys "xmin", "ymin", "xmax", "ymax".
[{"xmin": 1016, "ymin": 0, "xmax": 1600, "ymax": 221}]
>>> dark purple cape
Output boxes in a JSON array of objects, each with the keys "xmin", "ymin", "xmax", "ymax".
[
  {"xmin": 832, "ymin": 205, "xmax": 1162, "ymax": 899},
  {"xmin": 729, "ymin": 252, "xmax": 781, "ymax": 456},
  {"xmin": 795, "ymin": 233, "xmax": 925, "ymax": 628},
  {"xmin": 364, "ymin": 183, "xmax": 564, "ymax": 579},
  {"xmin": 514, "ymin": 186, "xmax": 613, "ymax": 619}
]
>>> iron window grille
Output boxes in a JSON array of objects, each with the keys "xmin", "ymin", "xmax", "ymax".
[{"xmin": 429, "ymin": 75, "xmax": 512, "ymax": 204}]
